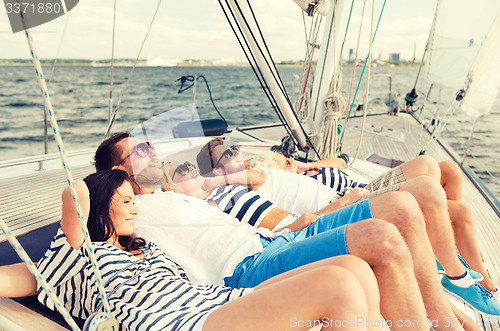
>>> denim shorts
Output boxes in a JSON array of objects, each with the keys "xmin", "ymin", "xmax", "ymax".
[{"xmin": 224, "ymin": 199, "xmax": 373, "ymax": 288}]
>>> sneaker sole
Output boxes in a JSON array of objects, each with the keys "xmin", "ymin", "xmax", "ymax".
[{"xmin": 442, "ymin": 286, "xmax": 500, "ymax": 318}]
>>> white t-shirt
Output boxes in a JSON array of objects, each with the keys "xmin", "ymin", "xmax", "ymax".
[
  {"xmin": 256, "ymin": 169, "xmax": 337, "ymax": 214},
  {"xmin": 133, "ymin": 190, "xmax": 276, "ymax": 286}
]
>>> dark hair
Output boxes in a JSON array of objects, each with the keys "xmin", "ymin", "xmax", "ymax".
[
  {"xmin": 196, "ymin": 138, "xmax": 224, "ymax": 176},
  {"xmin": 94, "ymin": 133, "xmax": 133, "ymax": 171},
  {"xmin": 83, "ymin": 169, "xmax": 146, "ymax": 251}
]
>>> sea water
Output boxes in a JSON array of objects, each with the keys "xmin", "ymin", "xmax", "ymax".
[{"xmin": 0, "ymin": 65, "xmax": 499, "ymax": 197}]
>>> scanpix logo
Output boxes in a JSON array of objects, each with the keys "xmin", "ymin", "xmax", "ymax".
[{"xmin": 4, "ymin": 0, "xmax": 79, "ymax": 33}]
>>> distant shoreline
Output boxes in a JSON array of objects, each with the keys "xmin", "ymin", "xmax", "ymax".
[{"xmin": 0, "ymin": 60, "xmax": 419, "ymax": 67}]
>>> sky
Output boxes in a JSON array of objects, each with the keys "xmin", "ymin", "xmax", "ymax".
[{"xmin": 0, "ymin": 0, "xmax": 437, "ymax": 63}]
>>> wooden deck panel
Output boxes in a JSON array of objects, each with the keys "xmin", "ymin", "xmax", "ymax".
[
  {"xmin": 0, "ymin": 163, "xmax": 95, "ymax": 242},
  {"xmin": 341, "ymin": 114, "xmax": 500, "ymax": 285},
  {"xmin": 0, "ymin": 297, "xmax": 67, "ymax": 330}
]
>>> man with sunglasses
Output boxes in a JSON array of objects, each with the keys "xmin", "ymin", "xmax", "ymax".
[{"xmin": 91, "ymin": 133, "xmax": 494, "ymax": 327}]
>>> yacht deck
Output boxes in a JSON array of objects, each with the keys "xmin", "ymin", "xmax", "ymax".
[{"xmin": 0, "ymin": 112, "xmax": 499, "ymax": 329}]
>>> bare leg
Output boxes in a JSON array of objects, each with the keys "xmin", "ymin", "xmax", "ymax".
[
  {"xmin": 399, "ymin": 155, "xmax": 441, "ymax": 182},
  {"xmin": 343, "ymin": 219, "xmax": 429, "ymax": 330},
  {"xmin": 204, "ymin": 265, "xmax": 370, "ymax": 331},
  {"xmin": 449, "ymin": 200, "xmax": 497, "ymax": 291},
  {"xmin": 395, "ymin": 177, "xmax": 465, "ymax": 277},
  {"xmin": 261, "ymin": 255, "xmax": 380, "ymax": 328},
  {"xmin": 368, "ymin": 191, "xmax": 462, "ymax": 330},
  {"xmin": 439, "ymin": 160, "xmax": 462, "ymax": 201}
]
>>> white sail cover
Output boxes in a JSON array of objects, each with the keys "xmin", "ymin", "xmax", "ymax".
[
  {"xmin": 460, "ymin": 12, "xmax": 500, "ymax": 117},
  {"xmin": 418, "ymin": 0, "xmax": 500, "ymax": 116}
]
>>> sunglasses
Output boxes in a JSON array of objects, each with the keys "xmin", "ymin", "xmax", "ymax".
[
  {"xmin": 214, "ymin": 145, "xmax": 240, "ymax": 168},
  {"xmin": 118, "ymin": 141, "xmax": 155, "ymax": 165},
  {"xmin": 172, "ymin": 161, "xmax": 196, "ymax": 180}
]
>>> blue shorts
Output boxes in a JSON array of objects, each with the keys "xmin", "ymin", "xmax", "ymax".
[{"xmin": 224, "ymin": 198, "xmax": 373, "ymax": 288}]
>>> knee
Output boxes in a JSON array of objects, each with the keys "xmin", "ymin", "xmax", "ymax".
[
  {"xmin": 415, "ymin": 155, "xmax": 441, "ymax": 180},
  {"xmin": 361, "ymin": 219, "xmax": 413, "ymax": 266},
  {"xmin": 412, "ymin": 176, "xmax": 447, "ymax": 207},
  {"xmin": 332, "ymin": 255, "xmax": 373, "ymax": 276},
  {"xmin": 380, "ymin": 191, "xmax": 425, "ymax": 228},
  {"xmin": 440, "ymin": 160, "xmax": 461, "ymax": 181},
  {"xmin": 451, "ymin": 202, "xmax": 474, "ymax": 227},
  {"xmin": 310, "ymin": 265, "xmax": 368, "ymax": 305}
]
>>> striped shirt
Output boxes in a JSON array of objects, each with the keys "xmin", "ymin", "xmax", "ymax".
[
  {"xmin": 206, "ymin": 185, "xmax": 274, "ymax": 227},
  {"xmin": 37, "ymin": 228, "xmax": 251, "ymax": 331},
  {"xmin": 305, "ymin": 168, "xmax": 366, "ymax": 196}
]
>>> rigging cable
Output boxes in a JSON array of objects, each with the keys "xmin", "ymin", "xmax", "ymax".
[
  {"xmin": 176, "ymin": 75, "xmax": 229, "ymax": 127},
  {"xmin": 105, "ymin": 0, "xmax": 163, "ymax": 138},
  {"xmin": 43, "ymin": 12, "xmax": 71, "ymax": 155},
  {"xmin": 419, "ymin": 102, "xmax": 458, "ymax": 154},
  {"xmin": 297, "ymin": 12, "xmax": 322, "ymax": 123},
  {"xmin": 109, "ymin": 0, "xmax": 117, "ymax": 124},
  {"xmin": 343, "ymin": 0, "xmax": 368, "ymax": 137},
  {"xmin": 441, "ymin": 123, "xmax": 500, "ymax": 187},
  {"xmin": 338, "ymin": 0, "xmax": 387, "ymax": 152},
  {"xmin": 12, "ymin": 26, "xmax": 114, "ymax": 328},
  {"xmin": 461, "ymin": 118, "xmax": 478, "ymax": 164},
  {"xmin": 0, "ymin": 218, "xmax": 80, "ymax": 331},
  {"xmin": 236, "ymin": 0, "xmax": 321, "ymax": 157},
  {"xmin": 218, "ymin": 0, "xmax": 298, "ymax": 149},
  {"xmin": 417, "ymin": 0, "xmax": 442, "ymax": 154},
  {"xmin": 226, "ymin": 0, "xmax": 318, "ymax": 155},
  {"xmin": 335, "ymin": 0, "xmax": 356, "ymax": 74},
  {"xmin": 348, "ymin": 0, "xmax": 375, "ymax": 166}
]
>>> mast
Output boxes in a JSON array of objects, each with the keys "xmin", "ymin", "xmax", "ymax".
[
  {"xmin": 226, "ymin": 0, "xmax": 308, "ymax": 149},
  {"xmin": 308, "ymin": 0, "xmax": 350, "ymax": 156}
]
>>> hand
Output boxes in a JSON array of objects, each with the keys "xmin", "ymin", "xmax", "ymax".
[
  {"xmin": 345, "ymin": 187, "xmax": 370, "ymax": 202},
  {"xmin": 286, "ymin": 213, "xmax": 319, "ymax": 232},
  {"xmin": 202, "ymin": 177, "xmax": 220, "ymax": 192}
]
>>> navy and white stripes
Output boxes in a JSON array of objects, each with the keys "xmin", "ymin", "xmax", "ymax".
[
  {"xmin": 37, "ymin": 229, "xmax": 249, "ymax": 331},
  {"xmin": 305, "ymin": 168, "xmax": 366, "ymax": 196},
  {"xmin": 207, "ymin": 185, "xmax": 274, "ymax": 227}
]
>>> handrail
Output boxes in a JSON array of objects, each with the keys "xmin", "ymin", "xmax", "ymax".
[{"xmin": 0, "ymin": 149, "xmax": 95, "ymax": 169}]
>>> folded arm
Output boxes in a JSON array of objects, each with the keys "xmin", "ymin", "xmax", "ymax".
[
  {"xmin": 60, "ymin": 180, "xmax": 91, "ymax": 249},
  {"xmin": 203, "ymin": 169, "xmax": 267, "ymax": 191}
]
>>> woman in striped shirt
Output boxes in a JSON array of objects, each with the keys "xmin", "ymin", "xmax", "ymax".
[{"xmin": 4, "ymin": 169, "xmax": 381, "ymax": 330}]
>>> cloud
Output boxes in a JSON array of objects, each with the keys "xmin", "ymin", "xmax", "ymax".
[{"xmin": 0, "ymin": 0, "xmax": 436, "ymax": 61}]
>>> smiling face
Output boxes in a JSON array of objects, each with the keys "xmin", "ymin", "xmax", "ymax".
[
  {"xmin": 169, "ymin": 161, "xmax": 204, "ymax": 195},
  {"xmin": 108, "ymin": 181, "xmax": 138, "ymax": 244},
  {"xmin": 114, "ymin": 137, "xmax": 164, "ymax": 188},
  {"xmin": 211, "ymin": 143, "xmax": 245, "ymax": 175}
]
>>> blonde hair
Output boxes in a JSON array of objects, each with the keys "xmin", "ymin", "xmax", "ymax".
[
  {"xmin": 161, "ymin": 161, "xmax": 184, "ymax": 194},
  {"xmin": 248, "ymin": 150, "xmax": 284, "ymax": 170}
]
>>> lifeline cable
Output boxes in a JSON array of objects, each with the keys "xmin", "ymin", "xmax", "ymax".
[
  {"xmin": 23, "ymin": 27, "xmax": 112, "ymax": 315},
  {"xmin": 105, "ymin": 0, "xmax": 163, "ymax": 138},
  {"xmin": 0, "ymin": 217, "xmax": 81, "ymax": 331}
]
